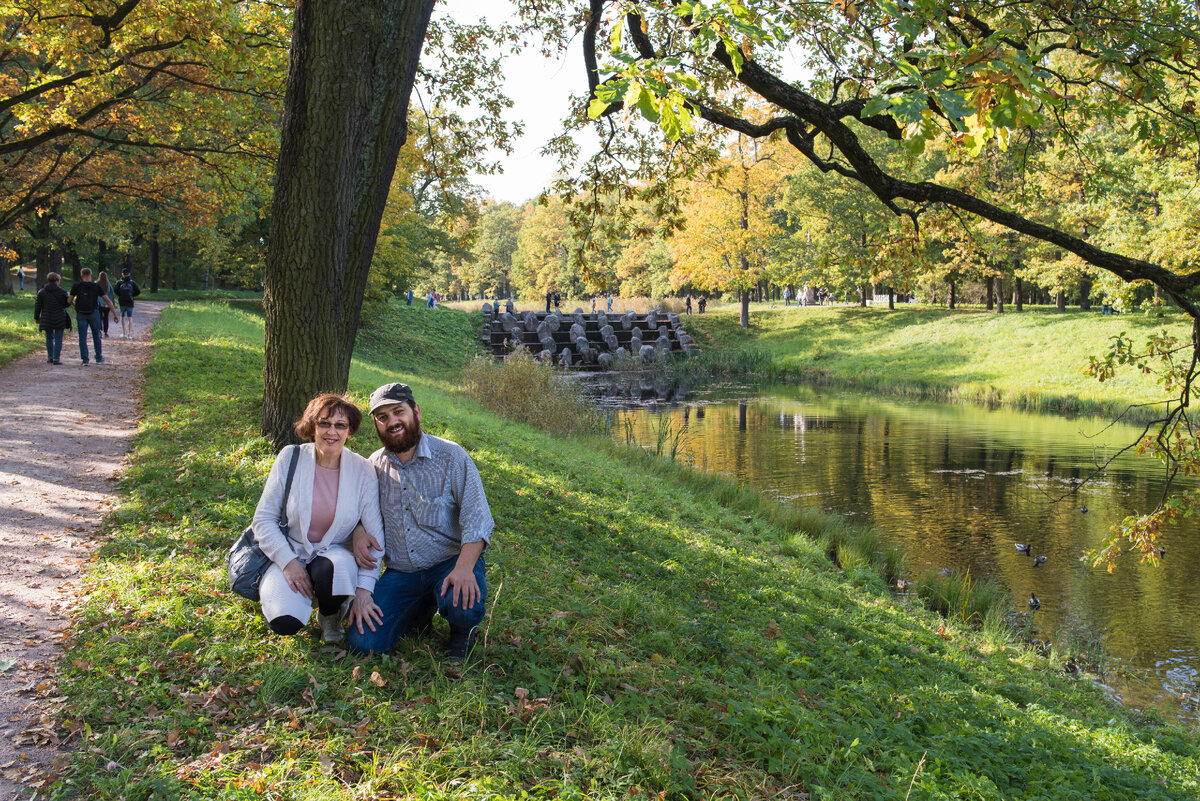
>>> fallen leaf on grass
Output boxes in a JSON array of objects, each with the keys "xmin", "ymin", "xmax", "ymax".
[{"xmin": 369, "ymin": 671, "xmax": 387, "ymax": 688}]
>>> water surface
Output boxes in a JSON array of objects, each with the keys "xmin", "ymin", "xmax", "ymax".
[{"xmin": 608, "ymin": 383, "xmax": 1199, "ymax": 719}]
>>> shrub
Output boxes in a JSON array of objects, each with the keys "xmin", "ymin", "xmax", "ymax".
[{"xmin": 462, "ymin": 352, "xmax": 603, "ymax": 436}]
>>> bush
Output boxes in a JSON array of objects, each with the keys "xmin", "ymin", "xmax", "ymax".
[{"xmin": 462, "ymin": 352, "xmax": 603, "ymax": 436}]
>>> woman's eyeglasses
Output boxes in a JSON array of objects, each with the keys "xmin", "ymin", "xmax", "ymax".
[{"xmin": 316, "ymin": 421, "xmax": 350, "ymax": 432}]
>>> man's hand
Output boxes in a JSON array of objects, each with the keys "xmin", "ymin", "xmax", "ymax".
[
  {"xmin": 282, "ymin": 559, "xmax": 312, "ymax": 599},
  {"xmin": 440, "ymin": 541, "xmax": 485, "ymax": 608},
  {"xmin": 440, "ymin": 566, "xmax": 480, "ymax": 609},
  {"xmin": 348, "ymin": 587, "xmax": 382, "ymax": 634},
  {"xmin": 352, "ymin": 523, "xmax": 381, "ymax": 570}
]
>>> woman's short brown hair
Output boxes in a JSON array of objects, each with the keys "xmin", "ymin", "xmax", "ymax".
[{"xmin": 293, "ymin": 393, "xmax": 363, "ymax": 441}]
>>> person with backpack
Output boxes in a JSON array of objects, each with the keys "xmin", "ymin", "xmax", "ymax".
[
  {"xmin": 69, "ymin": 268, "xmax": 106, "ymax": 364},
  {"xmin": 33, "ymin": 272, "xmax": 71, "ymax": 364},
  {"xmin": 114, "ymin": 268, "xmax": 141, "ymax": 340}
]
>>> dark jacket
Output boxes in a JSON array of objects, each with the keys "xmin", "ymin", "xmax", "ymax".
[{"xmin": 34, "ymin": 284, "xmax": 71, "ymax": 331}]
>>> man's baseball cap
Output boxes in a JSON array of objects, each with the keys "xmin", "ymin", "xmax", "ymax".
[{"xmin": 369, "ymin": 382, "xmax": 415, "ymax": 414}]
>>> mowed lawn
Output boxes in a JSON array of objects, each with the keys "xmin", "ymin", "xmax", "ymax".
[
  {"xmin": 687, "ymin": 305, "xmax": 1193, "ymax": 417},
  {"xmin": 45, "ymin": 302, "xmax": 1199, "ymax": 799}
]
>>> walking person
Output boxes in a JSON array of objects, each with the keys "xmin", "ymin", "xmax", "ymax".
[
  {"xmin": 685, "ymin": 294, "xmax": 693, "ymax": 315},
  {"xmin": 606, "ymin": 294, "xmax": 613, "ymax": 313},
  {"xmin": 96, "ymin": 271, "xmax": 117, "ymax": 337},
  {"xmin": 114, "ymin": 268, "xmax": 140, "ymax": 340},
  {"xmin": 16, "ymin": 265, "xmax": 24, "ymax": 291},
  {"xmin": 69, "ymin": 268, "xmax": 106, "ymax": 364},
  {"xmin": 406, "ymin": 288, "xmax": 414, "ymax": 306},
  {"xmin": 33, "ymin": 272, "xmax": 70, "ymax": 364},
  {"xmin": 545, "ymin": 290, "xmax": 552, "ymax": 313},
  {"xmin": 347, "ymin": 383, "xmax": 494, "ymax": 661}
]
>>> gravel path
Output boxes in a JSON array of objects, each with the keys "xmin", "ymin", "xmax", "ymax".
[{"xmin": 0, "ymin": 302, "xmax": 165, "ymax": 799}]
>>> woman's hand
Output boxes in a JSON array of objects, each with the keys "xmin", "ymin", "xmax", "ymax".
[
  {"xmin": 348, "ymin": 588, "xmax": 383, "ymax": 634},
  {"xmin": 282, "ymin": 559, "xmax": 312, "ymax": 599}
]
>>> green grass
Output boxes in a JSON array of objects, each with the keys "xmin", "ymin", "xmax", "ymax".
[
  {"xmin": 0, "ymin": 294, "xmax": 41, "ymax": 367},
  {"xmin": 687, "ymin": 305, "xmax": 1194, "ymax": 421},
  {"xmin": 49, "ymin": 302, "xmax": 1199, "ymax": 799}
]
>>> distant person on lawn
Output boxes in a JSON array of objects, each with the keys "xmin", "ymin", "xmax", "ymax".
[
  {"xmin": 33, "ymin": 272, "xmax": 70, "ymax": 364},
  {"xmin": 69, "ymin": 268, "xmax": 106, "ymax": 365},
  {"xmin": 114, "ymin": 267, "xmax": 140, "ymax": 340},
  {"xmin": 251, "ymin": 394, "xmax": 386, "ymax": 643},
  {"xmin": 347, "ymin": 382, "xmax": 494, "ymax": 660}
]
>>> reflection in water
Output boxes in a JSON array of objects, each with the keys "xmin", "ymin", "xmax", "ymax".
[{"xmin": 612, "ymin": 384, "xmax": 1200, "ymax": 720}]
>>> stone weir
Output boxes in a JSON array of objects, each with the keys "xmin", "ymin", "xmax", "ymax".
[{"xmin": 478, "ymin": 305, "xmax": 701, "ymax": 369}]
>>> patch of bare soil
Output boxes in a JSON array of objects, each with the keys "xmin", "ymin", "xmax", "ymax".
[{"xmin": 0, "ymin": 302, "xmax": 165, "ymax": 799}]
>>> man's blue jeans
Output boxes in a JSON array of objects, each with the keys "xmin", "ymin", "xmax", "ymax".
[
  {"xmin": 77, "ymin": 310, "xmax": 102, "ymax": 362},
  {"xmin": 347, "ymin": 556, "xmax": 486, "ymax": 655},
  {"xmin": 43, "ymin": 329, "xmax": 63, "ymax": 362}
]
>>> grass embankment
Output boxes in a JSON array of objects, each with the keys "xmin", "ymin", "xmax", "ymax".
[
  {"xmin": 686, "ymin": 306, "xmax": 1192, "ymax": 421},
  {"xmin": 52, "ymin": 302, "xmax": 1198, "ymax": 799},
  {"xmin": 0, "ymin": 294, "xmax": 40, "ymax": 367}
]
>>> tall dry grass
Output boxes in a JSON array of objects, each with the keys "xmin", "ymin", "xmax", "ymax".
[{"xmin": 462, "ymin": 352, "xmax": 603, "ymax": 436}]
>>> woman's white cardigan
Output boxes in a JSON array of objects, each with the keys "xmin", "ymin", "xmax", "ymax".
[{"xmin": 251, "ymin": 443, "xmax": 385, "ymax": 592}]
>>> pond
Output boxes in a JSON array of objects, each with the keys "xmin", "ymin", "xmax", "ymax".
[{"xmin": 603, "ymin": 381, "xmax": 1200, "ymax": 720}]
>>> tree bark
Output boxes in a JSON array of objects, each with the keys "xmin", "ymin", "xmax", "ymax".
[
  {"xmin": 1079, "ymin": 277, "xmax": 1093, "ymax": 310},
  {"xmin": 150, "ymin": 226, "xmax": 160, "ymax": 293},
  {"xmin": 948, "ymin": 280, "xmax": 956, "ymax": 310},
  {"xmin": 859, "ymin": 282, "xmax": 867, "ymax": 307},
  {"xmin": 986, "ymin": 275, "xmax": 995, "ymax": 310},
  {"xmin": 739, "ymin": 285, "xmax": 750, "ymax": 328},
  {"xmin": 995, "ymin": 277, "xmax": 1004, "ymax": 313},
  {"xmin": 1056, "ymin": 291, "xmax": 1066, "ymax": 311},
  {"xmin": 887, "ymin": 286, "xmax": 894, "ymax": 310},
  {"xmin": 1014, "ymin": 276, "xmax": 1023, "ymax": 311},
  {"xmin": 262, "ymin": 0, "xmax": 437, "ymax": 447}
]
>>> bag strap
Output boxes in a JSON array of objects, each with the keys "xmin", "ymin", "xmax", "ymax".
[{"xmin": 278, "ymin": 445, "xmax": 301, "ymax": 525}]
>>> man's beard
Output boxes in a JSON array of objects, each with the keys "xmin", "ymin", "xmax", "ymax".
[{"xmin": 379, "ymin": 417, "xmax": 422, "ymax": 454}]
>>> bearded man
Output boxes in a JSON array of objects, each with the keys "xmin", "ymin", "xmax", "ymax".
[{"xmin": 346, "ymin": 382, "xmax": 493, "ymax": 660}]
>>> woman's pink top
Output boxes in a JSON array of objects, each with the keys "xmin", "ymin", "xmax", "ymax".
[{"xmin": 307, "ymin": 463, "xmax": 340, "ymax": 543}]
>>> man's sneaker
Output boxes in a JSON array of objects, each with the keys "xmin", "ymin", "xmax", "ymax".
[
  {"xmin": 446, "ymin": 632, "xmax": 475, "ymax": 661},
  {"xmin": 96, "ymin": 357, "xmax": 104, "ymax": 364},
  {"xmin": 318, "ymin": 612, "xmax": 345, "ymax": 644}
]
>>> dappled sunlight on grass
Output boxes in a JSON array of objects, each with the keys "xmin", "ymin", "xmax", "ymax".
[{"xmin": 49, "ymin": 302, "xmax": 1200, "ymax": 798}]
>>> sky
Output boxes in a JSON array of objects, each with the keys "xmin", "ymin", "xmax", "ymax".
[{"xmin": 443, "ymin": 1, "xmax": 585, "ymax": 205}]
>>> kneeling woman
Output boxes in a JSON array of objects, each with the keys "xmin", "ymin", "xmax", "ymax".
[{"xmin": 252, "ymin": 394, "xmax": 385, "ymax": 642}]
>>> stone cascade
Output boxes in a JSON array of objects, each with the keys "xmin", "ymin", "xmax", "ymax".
[{"xmin": 478, "ymin": 305, "xmax": 701, "ymax": 369}]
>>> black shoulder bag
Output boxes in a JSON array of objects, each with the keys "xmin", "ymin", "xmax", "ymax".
[{"xmin": 226, "ymin": 445, "xmax": 301, "ymax": 601}]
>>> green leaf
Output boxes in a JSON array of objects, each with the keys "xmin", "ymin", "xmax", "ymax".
[{"xmin": 588, "ymin": 98, "xmax": 614, "ymax": 120}]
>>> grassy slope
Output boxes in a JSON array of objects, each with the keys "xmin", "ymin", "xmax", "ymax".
[
  {"xmin": 52, "ymin": 303, "xmax": 1197, "ymax": 799},
  {"xmin": 0, "ymin": 294, "xmax": 40, "ymax": 367},
  {"xmin": 687, "ymin": 305, "xmax": 1192, "ymax": 418}
]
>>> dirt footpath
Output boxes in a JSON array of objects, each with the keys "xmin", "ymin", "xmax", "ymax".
[{"xmin": 0, "ymin": 302, "xmax": 165, "ymax": 799}]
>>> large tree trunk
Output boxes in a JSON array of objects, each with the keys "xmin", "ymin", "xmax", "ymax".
[
  {"xmin": 948, "ymin": 280, "xmax": 956, "ymax": 310},
  {"xmin": 995, "ymin": 277, "xmax": 1004, "ymax": 313},
  {"xmin": 859, "ymin": 283, "xmax": 868, "ymax": 307},
  {"xmin": 887, "ymin": 286, "xmax": 894, "ymax": 310},
  {"xmin": 739, "ymin": 286, "xmax": 750, "ymax": 328},
  {"xmin": 1056, "ymin": 291, "xmax": 1066, "ymax": 311},
  {"xmin": 262, "ymin": 0, "xmax": 436, "ymax": 447},
  {"xmin": 986, "ymin": 275, "xmax": 995, "ymax": 310},
  {"xmin": 1079, "ymin": 277, "xmax": 1093, "ymax": 310},
  {"xmin": 1014, "ymin": 276, "xmax": 1023, "ymax": 311}
]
